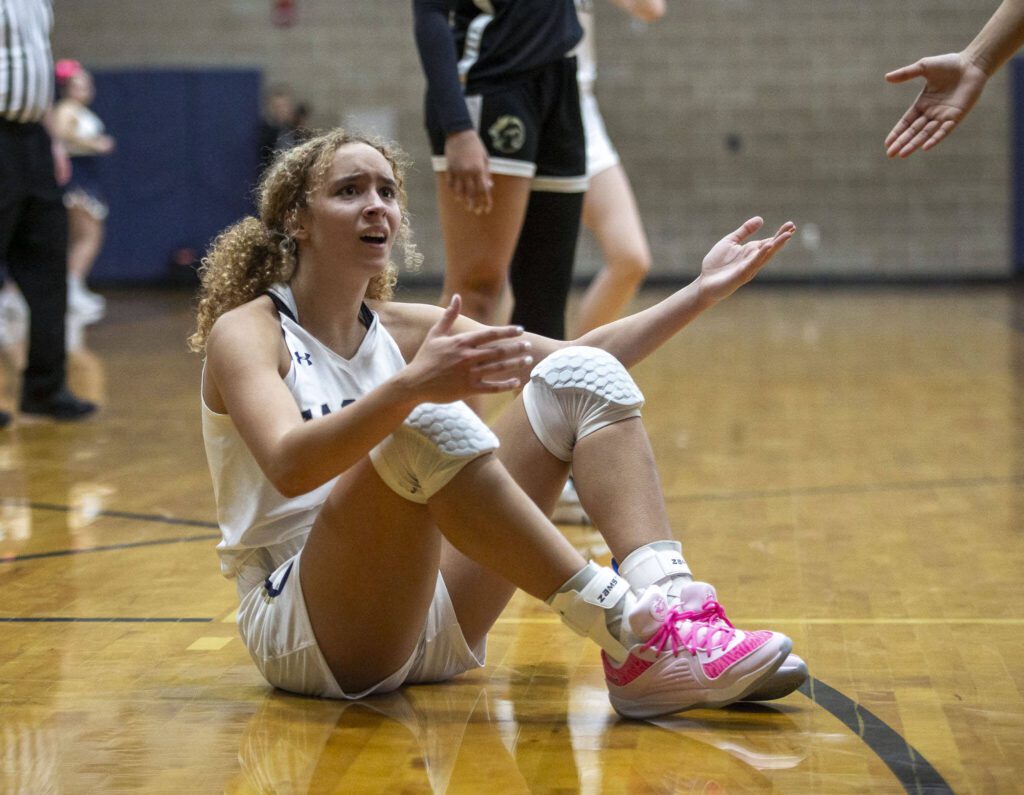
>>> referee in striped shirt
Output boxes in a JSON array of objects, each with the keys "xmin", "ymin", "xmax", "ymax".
[{"xmin": 1, "ymin": 0, "xmax": 96, "ymax": 423}]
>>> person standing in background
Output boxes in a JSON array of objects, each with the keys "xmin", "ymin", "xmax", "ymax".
[
  {"xmin": 570, "ymin": 0, "xmax": 664, "ymax": 337},
  {"xmin": 52, "ymin": 59, "xmax": 115, "ymax": 327},
  {"xmin": 0, "ymin": 0, "xmax": 96, "ymax": 423},
  {"xmin": 413, "ymin": 0, "xmax": 588, "ymax": 345},
  {"xmin": 258, "ymin": 85, "xmax": 299, "ymax": 174}
]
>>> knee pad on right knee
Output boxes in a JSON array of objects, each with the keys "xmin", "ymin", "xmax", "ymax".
[
  {"xmin": 370, "ymin": 401, "xmax": 499, "ymax": 504},
  {"xmin": 523, "ymin": 346, "xmax": 644, "ymax": 461}
]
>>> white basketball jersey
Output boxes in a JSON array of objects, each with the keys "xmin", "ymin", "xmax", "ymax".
[
  {"xmin": 201, "ymin": 283, "xmax": 408, "ymax": 577},
  {"xmin": 64, "ymin": 103, "xmax": 106, "ymax": 156}
]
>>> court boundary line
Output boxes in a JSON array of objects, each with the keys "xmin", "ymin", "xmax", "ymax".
[
  {"xmin": 25, "ymin": 501, "xmax": 218, "ymax": 528},
  {"xmin": 0, "ymin": 616, "xmax": 213, "ymax": 623},
  {"xmin": 1, "ymin": 533, "xmax": 221, "ymax": 562},
  {"xmin": 496, "ymin": 616, "xmax": 1023, "ymax": 625},
  {"xmin": 801, "ymin": 676, "xmax": 952, "ymax": 794},
  {"xmin": 0, "ymin": 502, "xmax": 219, "ymax": 563}
]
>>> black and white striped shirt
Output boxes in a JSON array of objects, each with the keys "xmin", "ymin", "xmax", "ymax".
[{"xmin": 0, "ymin": 0, "xmax": 54, "ymax": 123}]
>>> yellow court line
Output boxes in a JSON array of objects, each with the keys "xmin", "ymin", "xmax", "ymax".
[
  {"xmin": 187, "ymin": 636, "xmax": 235, "ymax": 651},
  {"xmin": 738, "ymin": 618, "xmax": 1024, "ymax": 625},
  {"xmin": 495, "ymin": 617, "xmax": 1024, "ymax": 626}
]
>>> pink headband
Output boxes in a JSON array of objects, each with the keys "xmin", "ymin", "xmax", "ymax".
[{"xmin": 55, "ymin": 59, "xmax": 82, "ymax": 85}]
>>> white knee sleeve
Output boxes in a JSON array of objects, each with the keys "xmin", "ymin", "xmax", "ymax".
[
  {"xmin": 523, "ymin": 346, "xmax": 644, "ymax": 462},
  {"xmin": 370, "ymin": 401, "xmax": 499, "ymax": 504}
]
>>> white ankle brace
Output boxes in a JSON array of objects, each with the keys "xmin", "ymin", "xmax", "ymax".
[
  {"xmin": 523, "ymin": 346, "xmax": 644, "ymax": 462},
  {"xmin": 547, "ymin": 561, "xmax": 634, "ymax": 660},
  {"xmin": 617, "ymin": 541, "xmax": 692, "ymax": 601}
]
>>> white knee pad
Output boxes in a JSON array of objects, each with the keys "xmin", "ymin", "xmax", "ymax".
[
  {"xmin": 370, "ymin": 401, "xmax": 499, "ymax": 504},
  {"xmin": 523, "ymin": 346, "xmax": 644, "ymax": 462}
]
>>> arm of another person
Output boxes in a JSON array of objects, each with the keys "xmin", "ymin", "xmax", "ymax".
[
  {"xmin": 885, "ymin": 0, "xmax": 1024, "ymax": 157},
  {"xmin": 389, "ymin": 217, "xmax": 794, "ymax": 375},
  {"xmin": 411, "ymin": 0, "xmax": 493, "ymax": 212},
  {"xmin": 41, "ymin": 108, "xmax": 71, "ymax": 185},
  {"xmin": 205, "ymin": 297, "xmax": 527, "ymax": 497},
  {"xmin": 50, "ymin": 102, "xmax": 79, "ymax": 147},
  {"xmin": 610, "ymin": 0, "xmax": 666, "ymax": 23}
]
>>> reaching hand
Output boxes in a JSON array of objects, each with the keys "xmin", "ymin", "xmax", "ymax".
[
  {"xmin": 884, "ymin": 53, "xmax": 989, "ymax": 158},
  {"xmin": 616, "ymin": 0, "xmax": 666, "ymax": 23},
  {"xmin": 444, "ymin": 130, "xmax": 494, "ymax": 215},
  {"xmin": 697, "ymin": 218, "xmax": 795, "ymax": 305},
  {"xmin": 94, "ymin": 134, "xmax": 116, "ymax": 155},
  {"xmin": 404, "ymin": 295, "xmax": 531, "ymax": 403}
]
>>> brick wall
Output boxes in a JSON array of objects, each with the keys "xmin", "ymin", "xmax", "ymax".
[{"xmin": 52, "ymin": 0, "xmax": 1013, "ymax": 281}]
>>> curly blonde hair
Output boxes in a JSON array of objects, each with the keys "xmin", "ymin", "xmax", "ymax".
[{"xmin": 188, "ymin": 129, "xmax": 421, "ymax": 352}]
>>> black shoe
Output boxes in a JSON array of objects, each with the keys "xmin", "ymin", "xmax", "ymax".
[
  {"xmin": 0, "ymin": 410, "xmax": 10, "ymax": 428},
  {"xmin": 20, "ymin": 389, "xmax": 97, "ymax": 421}
]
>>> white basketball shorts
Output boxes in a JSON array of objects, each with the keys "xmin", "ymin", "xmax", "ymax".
[
  {"xmin": 580, "ymin": 88, "xmax": 620, "ymax": 179},
  {"xmin": 235, "ymin": 540, "xmax": 486, "ymax": 699}
]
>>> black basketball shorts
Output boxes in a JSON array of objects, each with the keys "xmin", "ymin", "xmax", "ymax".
[{"xmin": 428, "ymin": 57, "xmax": 587, "ymax": 193}]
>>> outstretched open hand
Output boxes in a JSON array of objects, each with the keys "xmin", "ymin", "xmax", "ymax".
[
  {"xmin": 405, "ymin": 295, "xmax": 531, "ymax": 404},
  {"xmin": 697, "ymin": 218, "xmax": 795, "ymax": 304},
  {"xmin": 884, "ymin": 53, "xmax": 988, "ymax": 158}
]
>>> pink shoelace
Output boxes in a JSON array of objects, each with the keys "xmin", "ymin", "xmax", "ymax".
[{"xmin": 644, "ymin": 599, "xmax": 737, "ymax": 656}]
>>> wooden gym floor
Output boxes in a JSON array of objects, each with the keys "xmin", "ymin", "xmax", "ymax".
[{"xmin": 0, "ymin": 284, "xmax": 1021, "ymax": 793}]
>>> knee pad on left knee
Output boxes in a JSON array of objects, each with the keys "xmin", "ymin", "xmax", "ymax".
[
  {"xmin": 370, "ymin": 401, "xmax": 499, "ymax": 503},
  {"xmin": 522, "ymin": 346, "xmax": 644, "ymax": 462}
]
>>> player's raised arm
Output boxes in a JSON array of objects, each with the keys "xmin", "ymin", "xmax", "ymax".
[{"xmin": 885, "ymin": 0, "xmax": 1024, "ymax": 157}]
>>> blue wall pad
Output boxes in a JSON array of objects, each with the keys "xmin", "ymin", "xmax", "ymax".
[
  {"xmin": 1014, "ymin": 58, "xmax": 1023, "ymax": 276},
  {"xmin": 88, "ymin": 69, "xmax": 261, "ymax": 283}
]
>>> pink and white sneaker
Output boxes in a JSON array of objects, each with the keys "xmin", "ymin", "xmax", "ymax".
[
  {"xmin": 602, "ymin": 583, "xmax": 791, "ymax": 719},
  {"xmin": 673, "ymin": 582, "xmax": 808, "ymax": 702},
  {"xmin": 741, "ymin": 653, "xmax": 808, "ymax": 701}
]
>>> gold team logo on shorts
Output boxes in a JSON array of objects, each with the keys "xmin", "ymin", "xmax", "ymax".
[{"xmin": 488, "ymin": 115, "xmax": 526, "ymax": 154}]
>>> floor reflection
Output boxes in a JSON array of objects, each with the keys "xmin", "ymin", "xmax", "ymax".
[
  {"xmin": 229, "ymin": 685, "xmax": 532, "ymax": 793},
  {"xmin": 229, "ymin": 676, "xmax": 816, "ymax": 794}
]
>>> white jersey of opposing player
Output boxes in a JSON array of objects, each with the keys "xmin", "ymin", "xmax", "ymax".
[
  {"xmin": 63, "ymin": 102, "xmax": 106, "ymax": 156},
  {"xmin": 201, "ymin": 282, "xmax": 407, "ymax": 578},
  {"xmin": 572, "ymin": 0, "xmax": 597, "ymax": 92}
]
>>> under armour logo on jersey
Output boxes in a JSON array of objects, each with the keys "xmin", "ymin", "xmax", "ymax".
[
  {"xmin": 488, "ymin": 115, "xmax": 526, "ymax": 154},
  {"xmin": 301, "ymin": 398, "xmax": 356, "ymax": 421},
  {"xmin": 294, "ymin": 351, "xmax": 312, "ymax": 365}
]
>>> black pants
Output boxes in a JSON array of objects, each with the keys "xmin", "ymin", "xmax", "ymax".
[{"xmin": 0, "ymin": 119, "xmax": 68, "ymax": 402}]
